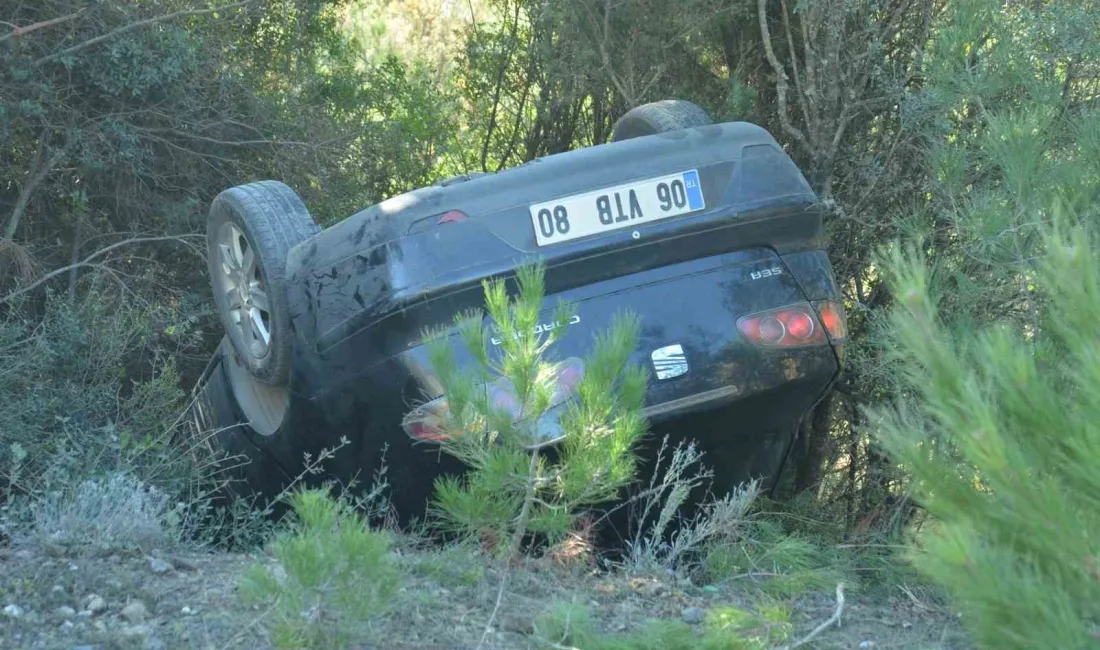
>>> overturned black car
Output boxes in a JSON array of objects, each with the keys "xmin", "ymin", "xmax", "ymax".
[{"xmin": 189, "ymin": 100, "xmax": 846, "ymax": 521}]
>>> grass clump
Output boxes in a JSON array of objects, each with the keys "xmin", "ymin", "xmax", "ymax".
[
  {"xmin": 701, "ymin": 519, "xmax": 851, "ymax": 599},
  {"xmin": 626, "ymin": 437, "xmax": 761, "ymax": 573},
  {"xmin": 534, "ymin": 600, "xmax": 791, "ymax": 650},
  {"xmin": 407, "ymin": 540, "xmax": 486, "ymax": 587},
  {"xmin": 239, "ymin": 487, "xmax": 400, "ymax": 650},
  {"xmin": 28, "ymin": 472, "xmax": 174, "ymax": 555}
]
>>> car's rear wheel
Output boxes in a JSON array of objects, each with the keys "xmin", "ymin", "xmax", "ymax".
[
  {"xmin": 206, "ymin": 180, "xmax": 320, "ymax": 386},
  {"xmin": 610, "ymin": 99, "xmax": 713, "ymax": 142}
]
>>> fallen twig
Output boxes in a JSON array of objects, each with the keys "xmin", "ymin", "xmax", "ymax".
[
  {"xmin": 477, "ymin": 569, "xmax": 510, "ymax": 650},
  {"xmin": 774, "ymin": 582, "xmax": 845, "ymax": 650}
]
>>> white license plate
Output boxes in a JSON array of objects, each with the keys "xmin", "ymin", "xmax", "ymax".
[{"xmin": 528, "ymin": 169, "xmax": 705, "ymax": 246}]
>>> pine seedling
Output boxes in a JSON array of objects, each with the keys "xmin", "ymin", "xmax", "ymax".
[
  {"xmin": 416, "ymin": 261, "xmax": 646, "ymax": 561},
  {"xmin": 239, "ymin": 487, "xmax": 400, "ymax": 649}
]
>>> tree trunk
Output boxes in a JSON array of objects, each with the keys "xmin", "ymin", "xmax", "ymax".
[{"xmin": 794, "ymin": 390, "xmax": 834, "ymax": 495}]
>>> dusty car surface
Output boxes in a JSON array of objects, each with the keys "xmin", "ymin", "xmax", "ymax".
[{"xmin": 189, "ymin": 100, "xmax": 847, "ymax": 520}]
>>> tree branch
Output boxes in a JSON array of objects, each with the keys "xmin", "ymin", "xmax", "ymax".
[
  {"xmin": 0, "ymin": 235, "xmax": 204, "ymax": 305},
  {"xmin": 0, "ymin": 10, "xmax": 85, "ymax": 44},
  {"xmin": 4, "ymin": 143, "xmax": 68, "ymax": 240},
  {"xmin": 33, "ymin": 0, "xmax": 258, "ymax": 67},
  {"xmin": 758, "ymin": 0, "xmax": 812, "ymax": 154},
  {"xmin": 480, "ymin": 0, "xmax": 522, "ymax": 172}
]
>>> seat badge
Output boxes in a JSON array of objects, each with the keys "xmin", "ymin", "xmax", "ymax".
[{"xmin": 651, "ymin": 344, "xmax": 688, "ymax": 380}]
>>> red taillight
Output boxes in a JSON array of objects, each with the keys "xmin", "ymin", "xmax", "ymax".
[
  {"xmin": 786, "ymin": 312, "xmax": 815, "ymax": 340},
  {"xmin": 814, "ymin": 300, "xmax": 848, "ymax": 342},
  {"xmin": 738, "ymin": 303, "xmax": 838, "ymax": 348},
  {"xmin": 402, "ymin": 357, "xmax": 585, "ymax": 446},
  {"xmin": 436, "ymin": 210, "xmax": 467, "ymax": 224},
  {"xmin": 737, "ymin": 301, "xmax": 848, "ymax": 348}
]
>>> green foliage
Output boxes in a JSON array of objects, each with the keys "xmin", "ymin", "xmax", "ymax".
[
  {"xmin": 871, "ymin": 217, "xmax": 1100, "ymax": 650},
  {"xmin": 421, "ymin": 262, "xmax": 646, "ymax": 558},
  {"xmin": 240, "ymin": 487, "xmax": 401, "ymax": 650},
  {"xmin": 534, "ymin": 600, "xmax": 791, "ymax": 650},
  {"xmin": 0, "ymin": 291, "xmax": 197, "ymax": 499}
]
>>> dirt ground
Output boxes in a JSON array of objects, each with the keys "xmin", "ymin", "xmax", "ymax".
[{"xmin": 0, "ymin": 539, "xmax": 974, "ymax": 650}]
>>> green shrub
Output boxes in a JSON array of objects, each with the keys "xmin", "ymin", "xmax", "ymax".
[
  {"xmin": 239, "ymin": 487, "xmax": 401, "ymax": 649},
  {"xmin": 0, "ymin": 291, "xmax": 199, "ymax": 488},
  {"xmin": 872, "ymin": 218, "xmax": 1100, "ymax": 649},
  {"xmin": 419, "ymin": 263, "xmax": 646, "ymax": 560}
]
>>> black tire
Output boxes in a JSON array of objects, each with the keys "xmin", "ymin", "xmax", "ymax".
[
  {"xmin": 206, "ymin": 181, "xmax": 320, "ymax": 386},
  {"xmin": 610, "ymin": 99, "xmax": 713, "ymax": 142}
]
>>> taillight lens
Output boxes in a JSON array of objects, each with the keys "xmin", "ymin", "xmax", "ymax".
[
  {"xmin": 737, "ymin": 301, "xmax": 848, "ymax": 348},
  {"xmin": 813, "ymin": 300, "xmax": 848, "ymax": 343},
  {"xmin": 402, "ymin": 357, "xmax": 585, "ymax": 447}
]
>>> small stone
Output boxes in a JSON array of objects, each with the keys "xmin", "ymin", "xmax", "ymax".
[
  {"xmin": 902, "ymin": 622, "xmax": 913, "ymax": 630},
  {"xmin": 3, "ymin": 603, "xmax": 25, "ymax": 618},
  {"xmin": 108, "ymin": 554, "xmax": 121, "ymax": 564},
  {"xmin": 68, "ymin": 562, "xmax": 78, "ymax": 571},
  {"xmin": 55, "ymin": 605, "xmax": 76, "ymax": 617},
  {"xmin": 149, "ymin": 557, "xmax": 172, "ymax": 575},
  {"xmin": 84, "ymin": 594, "xmax": 107, "ymax": 615},
  {"xmin": 121, "ymin": 600, "xmax": 148, "ymax": 623},
  {"xmin": 180, "ymin": 606, "xmax": 193, "ymax": 616},
  {"xmin": 51, "ymin": 585, "xmax": 65, "ymax": 594},
  {"xmin": 59, "ymin": 620, "xmax": 74, "ymax": 631},
  {"xmin": 681, "ymin": 607, "xmax": 706, "ymax": 625},
  {"xmin": 859, "ymin": 642, "xmax": 875, "ymax": 649}
]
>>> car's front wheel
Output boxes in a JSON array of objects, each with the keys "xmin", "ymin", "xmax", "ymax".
[{"xmin": 206, "ymin": 180, "xmax": 320, "ymax": 386}]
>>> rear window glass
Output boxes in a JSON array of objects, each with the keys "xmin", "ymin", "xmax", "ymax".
[{"xmin": 738, "ymin": 145, "xmax": 812, "ymax": 203}]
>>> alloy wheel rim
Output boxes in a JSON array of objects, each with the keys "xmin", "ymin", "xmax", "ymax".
[{"xmin": 216, "ymin": 223, "xmax": 272, "ymax": 359}]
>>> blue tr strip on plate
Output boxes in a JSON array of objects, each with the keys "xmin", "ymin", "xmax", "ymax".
[{"xmin": 683, "ymin": 170, "xmax": 704, "ymax": 210}]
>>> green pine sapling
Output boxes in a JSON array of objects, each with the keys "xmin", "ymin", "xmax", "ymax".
[
  {"xmin": 412, "ymin": 262, "xmax": 647, "ymax": 561},
  {"xmin": 873, "ymin": 217, "xmax": 1100, "ymax": 650}
]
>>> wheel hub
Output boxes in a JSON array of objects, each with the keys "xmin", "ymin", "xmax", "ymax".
[{"xmin": 216, "ymin": 223, "xmax": 272, "ymax": 359}]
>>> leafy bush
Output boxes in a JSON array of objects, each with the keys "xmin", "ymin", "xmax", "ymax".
[
  {"xmin": 872, "ymin": 218, "xmax": 1100, "ymax": 650},
  {"xmin": 240, "ymin": 487, "xmax": 401, "ymax": 650},
  {"xmin": 419, "ymin": 263, "xmax": 647, "ymax": 560},
  {"xmin": 0, "ymin": 290, "xmax": 202, "ymax": 503}
]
